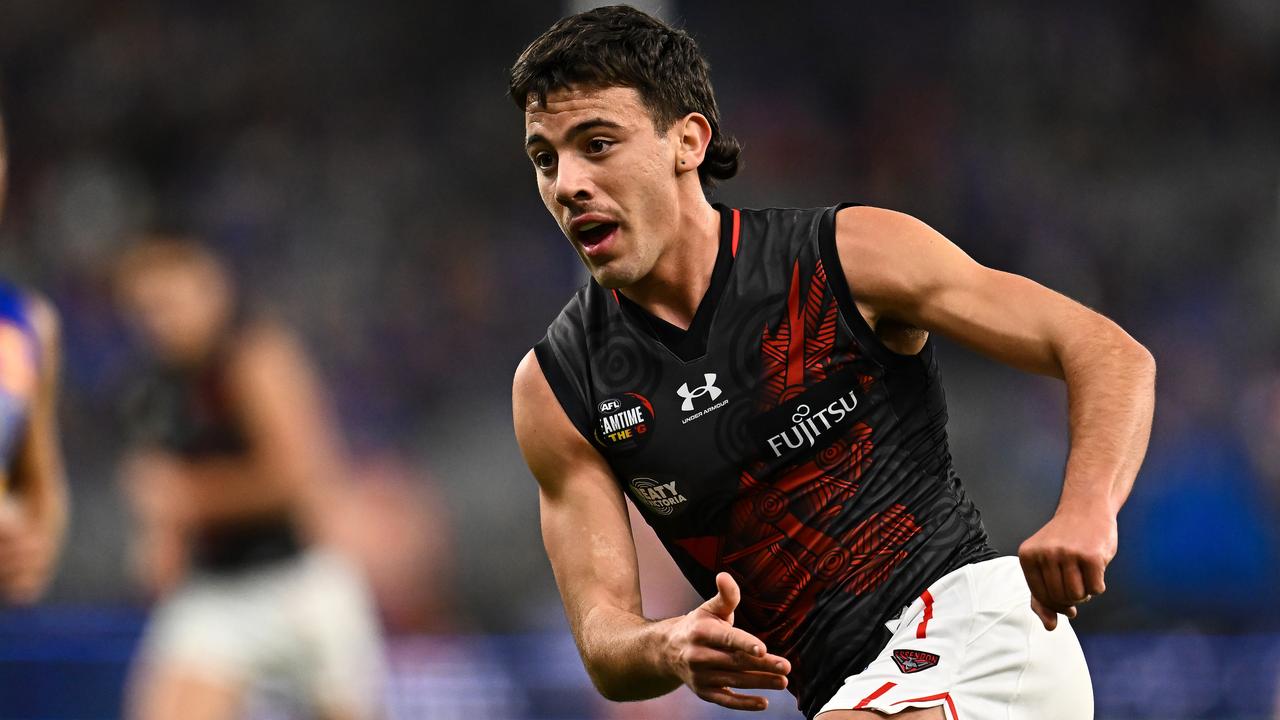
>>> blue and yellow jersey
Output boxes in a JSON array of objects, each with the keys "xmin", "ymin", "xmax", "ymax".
[{"xmin": 0, "ymin": 282, "xmax": 38, "ymax": 474}]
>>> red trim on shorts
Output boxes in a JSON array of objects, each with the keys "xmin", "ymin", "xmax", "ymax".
[
  {"xmin": 853, "ymin": 681, "xmax": 896, "ymax": 709},
  {"xmin": 730, "ymin": 208, "xmax": 741, "ymax": 257},
  {"xmin": 894, "ymin": 692, "xmax": 959, "ymax": 719},
  {"xmin": 916, "ymin": 589, "xmax": 935, "ymax": 639}
]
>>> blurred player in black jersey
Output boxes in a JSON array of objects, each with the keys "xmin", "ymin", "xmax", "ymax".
[
  {"xmin": 0, "ymin": 104, "xmax": 68, "ymax": 606},
  {"xmin": 509, "ymin": 7, "xmax": 1156, "ymax": 720},
  {"xmin": 114, "ymin": 237, "xmax": 383, "ymax": 720}
]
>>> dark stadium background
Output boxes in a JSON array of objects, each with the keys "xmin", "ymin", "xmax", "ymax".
[{"xmin": 0, "ymin": 0, "xmax": 1277, "ymax": 717}]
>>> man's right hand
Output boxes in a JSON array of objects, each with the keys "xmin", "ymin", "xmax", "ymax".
[{"xmin": 662, "ymin": 572, "xmax": 792, "ymax": 711}]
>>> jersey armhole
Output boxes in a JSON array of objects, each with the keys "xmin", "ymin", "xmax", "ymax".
[
  {"xmin": 532, "ymin": 337, "xmax": 597, "ymax": 446},
  {"xmin": 818, "ymin": 203, "xmax": 933, "ymax": 370}
]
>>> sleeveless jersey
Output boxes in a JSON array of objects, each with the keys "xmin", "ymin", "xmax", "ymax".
[
  {"xmin": 122, "ymin": 328, "xmax": 302, "ymax": 573},
  {"xmin": 535, "ymin": 204, "xmax": 997, "ymax": 718},
  {"xmin": 123, "ymin": 347, "xmax": 250, "ymax": 460},
  {"xmin": 0, "ymin": 282, "xmax": 39, "ymax": 470}
]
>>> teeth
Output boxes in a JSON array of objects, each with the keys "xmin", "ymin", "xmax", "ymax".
[{"xmin": 579, "ymin": 221, "xmax": 602, "ymax": 232}]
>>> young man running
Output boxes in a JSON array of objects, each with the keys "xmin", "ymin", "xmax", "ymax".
[{"xmin": 510, "ymin": 7, "xmax": 1155, "ymax": 719}]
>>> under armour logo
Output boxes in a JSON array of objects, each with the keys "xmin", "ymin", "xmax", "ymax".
[{"xmin": 677, "ymin": 374, "xmax": 722, "ymax": 412}]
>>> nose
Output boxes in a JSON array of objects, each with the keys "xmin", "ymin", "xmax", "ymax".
[{"xmin": 553, "ymin": 154, "xmax": 593, "ymax": 209}]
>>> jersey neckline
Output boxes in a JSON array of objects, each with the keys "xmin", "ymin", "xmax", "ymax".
[{"xmin": 610, "ymin": 203, "xmax": 738, "ymax": 363}]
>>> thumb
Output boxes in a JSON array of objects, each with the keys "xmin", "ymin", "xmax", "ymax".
[{"xmin": 700, "ymin": 572, "xmax": 740, "ymax": 621}]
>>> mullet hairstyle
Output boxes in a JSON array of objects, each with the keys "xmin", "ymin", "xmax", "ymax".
[{"xmin": 508, "ymin": 4, "xmax": 741, "ymax": 188}]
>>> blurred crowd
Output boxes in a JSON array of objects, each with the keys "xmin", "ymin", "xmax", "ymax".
[{"xmin": 0, "ymin": 0, "xmax": 1275, "ymax": 649}]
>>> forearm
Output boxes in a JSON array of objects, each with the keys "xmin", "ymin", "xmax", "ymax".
[
  {"xmin": 22, "ymin": 476, "xmax": 67, "ymax": 546},
  {"xmin": 1057, "ymin": 327, "xmax": 1156, "ymax": 517},
  {"xmin": 577, "ymin": 604, "xmax": 681, "ymax": 701}
]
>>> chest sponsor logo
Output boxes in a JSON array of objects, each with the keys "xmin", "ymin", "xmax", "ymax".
[
  {"xmin": 892, "ymin": 648, "xmax": 940, "ymax": 674},
  {"xmin": 677, "ymin": 373, "xmax": 730, "ymax": 424},
  {"xmin": 629, "ymin": 477, "xmax": 688, "ymax": 516},
  {"xmin": 595, "ymin": 392, "xmax": 654, "ymax": 452},
  {"xmin": 749, "ymin": 369, "xmax": 868, "ymax": 461},
  {"xmin": 677, "ymin": 373, "xmax": 722, "ymax": 411}
]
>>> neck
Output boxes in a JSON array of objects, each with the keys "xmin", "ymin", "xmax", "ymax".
[{"xmin": 619, "ymin": 197, "xmax": 720, "ymax": 331}]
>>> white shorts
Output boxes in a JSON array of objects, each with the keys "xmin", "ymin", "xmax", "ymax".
[
  {"xmin": 817, "ymin": 556, "xmax": 1092, "ymax": 720},
  {"xmin": 139, "ymin": 549, "xmax": 385, "ymax": 715}
]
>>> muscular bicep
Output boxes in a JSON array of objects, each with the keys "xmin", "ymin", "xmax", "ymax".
[
  {"xmin": 838, "ymin": 207, "xmax": 1106, "ymax": 378},
  {"xmin": 512, "ymin": 351, "xmax": 642, "ymax": 631}
]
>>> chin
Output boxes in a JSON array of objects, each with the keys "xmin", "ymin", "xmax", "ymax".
[{"xmin": 591, "ymin": 263, "xmax": 641, "ymax": 290}]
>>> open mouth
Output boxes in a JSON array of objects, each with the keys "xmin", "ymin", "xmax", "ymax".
[{"xmin": 576, "ymin": 221, "xmax": 619, "ymax": 248}]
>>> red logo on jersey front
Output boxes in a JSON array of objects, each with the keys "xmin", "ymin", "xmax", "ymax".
[{"xmin": 892, "ymin": 649, "xmax": 939, "ymax": 674}]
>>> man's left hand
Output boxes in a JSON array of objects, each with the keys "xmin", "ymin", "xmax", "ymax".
[{"xmin": 1017, "ymin": 510, "xmax": 1117, "ymax": 630}]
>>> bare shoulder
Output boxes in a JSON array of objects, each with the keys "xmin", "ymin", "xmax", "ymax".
[
  {"xmin": 512, "ymin": 348, "xmax": 612, "ymax": 493},
  {"xmin": 512, "ymin": 349, "xmax": 559, "ymax": 457},
  {"xmin": 512, "ymin": 348, "xmax": 545, "ymax": 401},
  {"xmin": 232, "ymin": 320, "xmax": 308, "ymax": 374},
  {"xmin": 834, "ymin": 206, "xmax": 956, "ymax": 274},
  {"xmin": 833, "ymin": 205, "xmax": 977, "ymax": 314},
  {"xmin": 835, "ymin": 204, "xmax": 934, "ymax": 240}
]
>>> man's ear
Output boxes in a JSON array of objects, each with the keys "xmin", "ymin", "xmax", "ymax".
[{"xmin": 674, "ymin": 112, "xmax": 713, "ymax": 177}]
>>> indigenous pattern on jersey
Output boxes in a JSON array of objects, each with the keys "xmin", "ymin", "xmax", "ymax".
[
  {"xmin": 535, "ymin": 204, "xmax": 997, "ymax": 718},
  {"xmin": 0, "ymin": 282, "xmax": 39, "ymax": 469}
]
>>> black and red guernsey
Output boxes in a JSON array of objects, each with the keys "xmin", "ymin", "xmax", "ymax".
[{"xmin": 534, "ymin": 204, "xmax": 997, "ymax": 718}]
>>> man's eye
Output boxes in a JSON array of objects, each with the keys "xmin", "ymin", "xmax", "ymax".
[
  {"xmin": 533, "ymin": 152, "xmax": 555, "ymax": 169},
  {"xmin": 586, "ymin": 139, "xmax": 612, "ymax": 154}
]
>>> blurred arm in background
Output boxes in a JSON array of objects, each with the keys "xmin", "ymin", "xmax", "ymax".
[{"xmin": 0, "ymin": 295, "xmax": 68, "ymax": 603}]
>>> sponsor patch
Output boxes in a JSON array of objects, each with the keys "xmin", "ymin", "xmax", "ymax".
[
  {"xmin": 677, "ymin": 373, "xmax": 730, "ymax": 424},
  {"xmin": 595, "ymin": 392, "xmax": 654, "ymax": 452},
  {"xmin": 892, "ymin": 648, "xmax": 940, "ymax": 674},
  {"xmin": 748, "ymin": 369, "xmax": 870, "ymax": 463},
  {"xmin": 628, "ymin": 477, "xmax": 689, "ymax": 516}
]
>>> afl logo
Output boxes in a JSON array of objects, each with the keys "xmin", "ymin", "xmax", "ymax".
[{"xmin": 595, "ymin": 392, "xmax": 654, "ymax": 453}]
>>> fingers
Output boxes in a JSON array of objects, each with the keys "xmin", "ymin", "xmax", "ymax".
[
  {"xmin": 700, "ymin": 572, "xmax": 740, "ymax": 621},
  {"xmin": 694, "ymin": 686, "xmax": 770, "ymax": 712},
  {"xmin": 696, "ymin": 670, "xmax": 788, "ymax": 692},
  {"xmin": 1060, "ymin": 562, "xmax": 1086, "ymax": 604},
  {"xmin": 688, "ymin": 643, "xmax": 790, "ymax": 674},
  {"xmin": 702, "ymin": 623, "xmax": 766, "ymax": 658},
  {"xmin": 1082, "ymin": 557, "xmax": 1107, "ymax": 597},
  {"xmin": 1020, "ymin": 553, "xmax": 1073, "ymax": 629},
  {"xmin": 1030, "ymin": 595, "xmax": 1058, "ymax": 631}
]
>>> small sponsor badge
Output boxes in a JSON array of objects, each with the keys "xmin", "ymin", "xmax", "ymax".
[
  {"xmin": 594, "ymin": 392, "xmax": 654, "ymax": 452},
  {"xmin": 892, "ymin": 649, "xmax": 940, "ymax": 674}
]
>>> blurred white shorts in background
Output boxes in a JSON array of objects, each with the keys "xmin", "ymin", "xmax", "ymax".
[{"xmin": 140, "ymin": 548, "xmax": 385, "ymax": 715}]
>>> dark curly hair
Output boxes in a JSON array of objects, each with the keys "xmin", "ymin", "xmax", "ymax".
[{"xmin": 508, "ymin": 5, "xmax": 740, "ymax": 188}]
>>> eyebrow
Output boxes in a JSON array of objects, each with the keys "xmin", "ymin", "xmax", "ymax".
[{"xmin": 525, "ymin": 118, "xmax": 623, "ymax": 149}]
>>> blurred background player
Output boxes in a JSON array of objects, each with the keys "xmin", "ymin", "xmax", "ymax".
[
  {"xmin": 0, "ymin": 103, "xmax": 68, "ymax": 606},
  {"xmin": 113, "ymin": 236, "xmax": 384, "ymax": 720}
]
